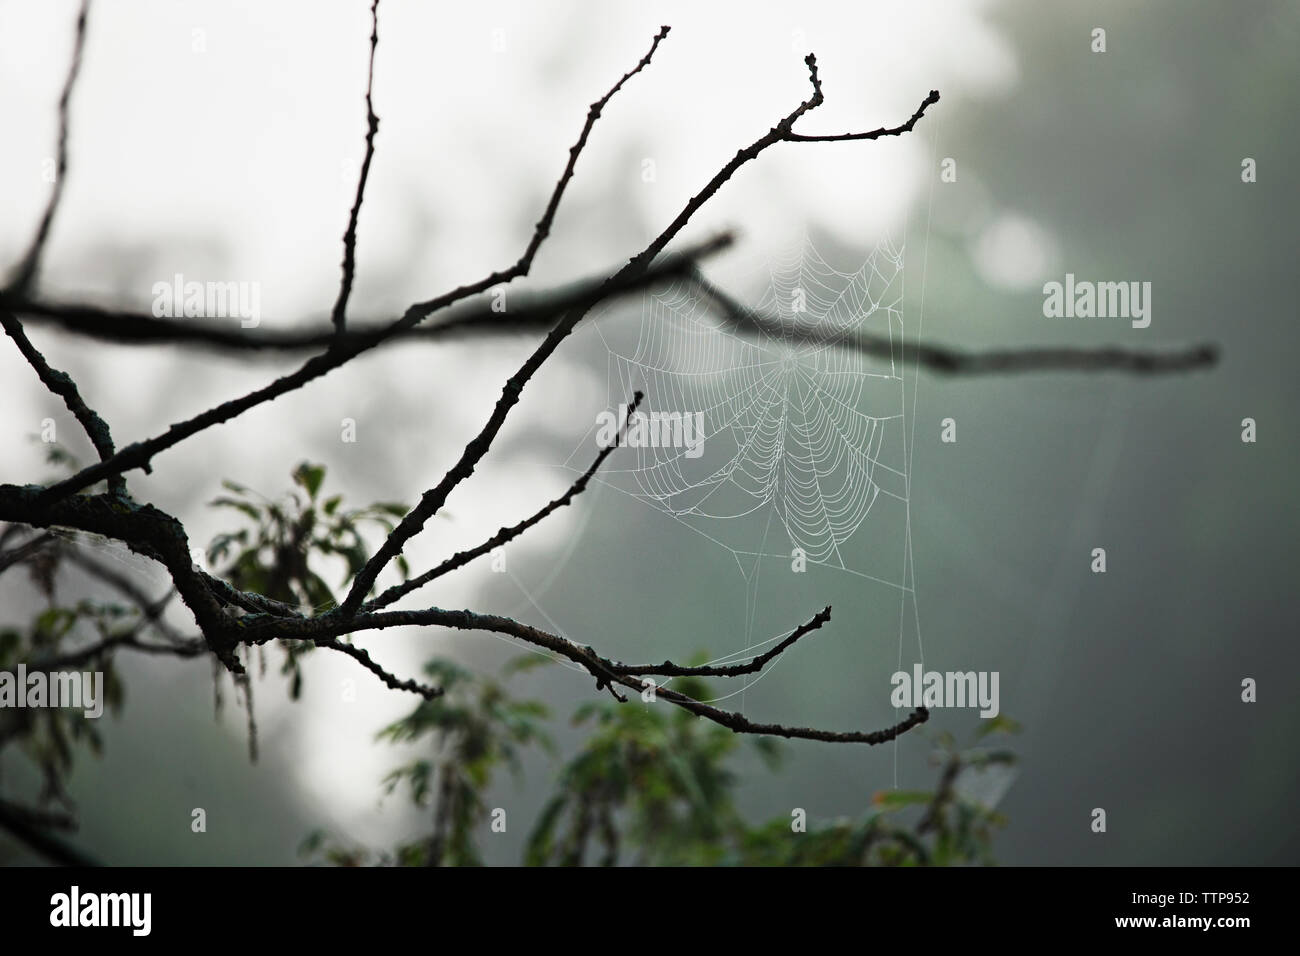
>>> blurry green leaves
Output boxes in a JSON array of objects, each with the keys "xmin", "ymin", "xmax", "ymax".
[
  {"xmin": 207, "ymin": 462, "xmax": 410, "ymax": 700},
  {"xmin": 304, "ymin": 661, "xmax": 553, "ymax": 867},
  {"xmin": 302, "ymin": 645, "xmax": 1021, "ymax": 866},
  {"xmin": 291, "ymin": 462, "xmax": 325, "ymax": 501},
  {"xmin": 208, "ymin": 462, "xmax": 412, "ymax": 614},
  {"xmin": 872, "ymin": 790, "xmax": 933, "ymax": 809},
  {"xmin": 381, "ymin": 660, "xmax": 551, "ymax": 867},
  {"xmin": 0, "ymin": 596, "xmax": 129, "ymax": 809},
  {"xmin": 526, "ymin": 667, "xmax": 767, "ymax": 866}
]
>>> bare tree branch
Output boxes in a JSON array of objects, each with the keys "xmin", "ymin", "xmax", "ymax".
[
  {"xmin": 231, "ymin": 604, "xmax": 924, "ymax": 745},
  {"xmin": 0, "ymin": 797, "xmax": 75, "ymax": 831},
  {"xmin": 609, "ymin": 606, "xmax": 832, "ymax": 677},
  {"xmin": 32, "ymin": 630, "xmax": 206, "ymax": 671},
  {"xmin": 783, "ymin": 88, "xmax": 942, "ymax": 142},
  {"xmin": 315, "ymin": 636, "xmax": 442, "ymax": 700},
  {"xmin": 0, "ymin": 485, "xmax": 236, "ymax": 669},
  {"xmin": 512, "ymin": 25, "xmax": 672, "ymax": 277},
  {"xmin": 1, "ymin": 310, "xmax": 125, "ymax": 495},
  {"xmin": 689, "ymin": 266, "xmax": 1220, "ymax": 375},
  {"xmin": 4, "ymin": 0, "xmax": 90, "ymax": 296},
  {"xmin": 331, "ymin": 0, "xmax": 382, "ymax": 334},
  {"xmin": 0, "ymin": 236, "xmax": 731, "ymax": 354}
]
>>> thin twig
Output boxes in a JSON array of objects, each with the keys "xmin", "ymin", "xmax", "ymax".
[
  {"xmin": 237, "ymin": 605, "xmax": 928, "ymax": 745},
  {"xmin": 1, "ymin": 310, "xmax": 125, "ymax": 495},
  {"xmin": 316, "ymin": 636, "xmax": 442, "ymax": 700},
  {"xmin": 5, "ymin": 0, "xmax": 90, "ymax": 295},
  {"xmin": 610, "ymin": 606, "xmax": 831, "ymax": 677},
  {"xmin": 330, "ymin": 0, "xmax": 381, "ymax": 333},
  {"xmin": 784, "ymin": 88, "xmax": 941, "ymax": 142}
]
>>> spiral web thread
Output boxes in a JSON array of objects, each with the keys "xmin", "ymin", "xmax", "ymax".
[{"xmin": 571, "ymin": 232, "xmax": 910, "ymax": 589}]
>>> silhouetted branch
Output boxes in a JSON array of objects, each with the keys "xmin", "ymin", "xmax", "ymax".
[
  {"xmin": 610, "ymin": 605, "xmax": 832, "ymax": 677},
  {"xmin": 4, "ymin": 0, "xmax": 89, "ymax": 296},
  {"xmin": 1, "ymin": 310, "xmax": 125, "ymax": 495},
  {"xmin": 315, "ymin": 636, "xmax": 442, "ymax": 700},
  {"xmin": 0, "ymin": 236, "xmax": 730, "ymax": 354},
  {"xmin": 239, "ymin": 604, "xmax": 927, "ymax": 745},
  {"xmin": 32, "ymin": 630, "xmax": 206, "ymax": 671},
  {"xmin": 784, "ymin": 88, "xmax": 941, "ymax": 142},
  {"xmin": 514, "ymin": 25, "xmax": 672, "ymax": 278},
  {"xmin": 690, "ymin": 266, "xmax": 1220, "ymax": 376},
  {"xmin": 331, "ymin": 0, "xmax": 382, "ymax": 334}
]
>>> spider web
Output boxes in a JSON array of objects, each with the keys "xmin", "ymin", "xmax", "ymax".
[{"xmin": 569, "ymin": 232, "xmax": 911, "ymax": 588}]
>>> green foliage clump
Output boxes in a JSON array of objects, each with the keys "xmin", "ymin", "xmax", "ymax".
[{"xmin": 305, "ymin": 655, "xmax": 1019, "ymax": 867}]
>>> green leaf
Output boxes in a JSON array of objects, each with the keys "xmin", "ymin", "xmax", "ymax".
[
  {"xmin": 871, "ymin": 789, "xmax": 932, "ymax": 810},
  {"xmin": 975, "ymin": 714, "xmax": 1022, "ymax": 739},
  {"xmin": 209, "ymin": 497, "xmax": 262, "ymax": 521},
  {"xmin": 293, "ymin": 462, "xmax": 326, "ymax": 500}
]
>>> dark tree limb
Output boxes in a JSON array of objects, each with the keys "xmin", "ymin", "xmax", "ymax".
[
  {"xmin": 609, "ymin": 605, "xmax": 832, "ymax": 677},
  {"xmin": 690, "ymin": 267, "xmax": 1220, "ymax": 376},
  {"xmin": 1, "ymin": 311, "xmax": 126, "ymax": 495},
  {"xmin": 32, "ymin": 629, "xmax": 206, "ymax": 671},
  {"xmin": 0, "ymin": 236, "xmax": 730, "ymax": 354},
  {"xmin": 230, "ymin": 604, "xmax": 923, "ymax": 745},
  {"xmin": 784, "ymin": 88, "xmax": 941, "ymax": 143},
  {"xmin": 0, "ymin": 485, "xmax": 237, "ymax": 670},
  {"xmin": 4, "ymin": 0, "xmax": 89, "ymax": 296},
  {"xmin": 315, "ymin": 636, "xmax": 442, "ymax": 700},
  {"xmin": 330, "ymin": 0, "xmax": 382, "ymax": 334}
]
